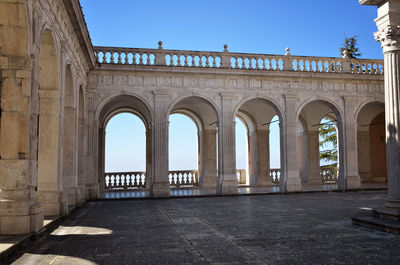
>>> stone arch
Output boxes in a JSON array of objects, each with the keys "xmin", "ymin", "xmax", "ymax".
[
  {"xmin": 356, "ymin": 101, "xmax": 386, "ymax": 183},
  {"xmin": 95, "ymin": 92, "xmax": 153, "ymax": 125},
  {"xmin": 234, "ymin": 97, "xmax": 284, "ymax": 187},
  {"xmin": 166, "ymin": 94, "xmax": 221, "ymax": 125},
  {"xmin": 296, "ymin": 98, "xmax": 345, "ymax": 188},
  {"xmin": 233, "ymin": 96, "xmax": 284, "ymax": 125},
  {"xmin": 97, "ymin": 94, "xmax": 153, "ymax": 193},
  {"xmin": 37, "ymin": 27, "xmax": 65, "ymax": 216},
  {"xmin": 62, "ymin": 64, "xmax": 78, "ymax": 207},
  {"xmin": 167, "ymin": 95, "xmax": 220, "ymax": 189}
]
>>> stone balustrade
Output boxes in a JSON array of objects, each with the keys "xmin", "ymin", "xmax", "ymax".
[
  {"xmin": 169, "ymin": 170, "xmax": 199, "ymax": 188},
  {"xmin": 105, "ymin": 171, "xmax": 146, "ymax": 190},
  {"xmin": 93, "ymin": 46, "xmax": 383, "ymax": 75},
  {"xmin": 320, "ymin": 166, "xmax": 338, "ymax": 184},
  {"xmin": 270, "ymin": 169, "xmax": 281, "ymax": 184},
  {"xmin": 236, "ymin": 169, "xmax": 247, "ymax": 184}
]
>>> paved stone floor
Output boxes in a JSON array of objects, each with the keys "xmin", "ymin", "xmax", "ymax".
[{"xmin": 6, "ymin": 191, "xmax": 400, "ymax": 265}]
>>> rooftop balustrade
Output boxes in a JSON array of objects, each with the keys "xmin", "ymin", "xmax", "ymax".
[{"xmin": 93, "ymin": 43, "xmax": 383, "ymax": 75}]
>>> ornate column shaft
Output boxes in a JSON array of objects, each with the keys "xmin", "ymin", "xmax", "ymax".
[{"xmin": 374, "ymin": 17, "xmax": 400, "ymax": 210}]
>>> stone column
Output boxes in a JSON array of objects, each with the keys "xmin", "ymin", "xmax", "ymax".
[
  {"xmin": 296, "ymin": 129, "xmax": 308, "ymax": 183},
  {"xmin": 357, "ymin": 129, "xmax": 372, "ymax": 182},
  {"xmin": 362, "ymin": 0, "xmax": 400, "ymax": 212},
  {"xmin": 281, "ymin": 95, "xmax": 302, "ymax": 192},
  {"xmin": 201, "ymin": 130, "xmax": 218, "ymax": 188},
  {"xmin": 63, "ymin": 105, "xmax": 80, "ymax": 207},
  {"xmin": 306, "ymin": 130, "xmax": 323, "ymax": 184},
  {"xmin": 248, "ymin": 131, "xmax": 257, "ymax": 186},
  {"xmin": 256, "ymin": 130, "xmax": 272, "ymax": 186},
  {"xmin": 145, "ymin": 129, "xmax": 152, "ymax": 190},
  {"xmin": 343, "ymin": 97, "xmax": 361, "ymax": 189},
  {"xmin": 151, "ymin": 91, "xmax": 170, "ymax": 197},
  {"xmin": 217, "ymin": 94, "xmax": 238, "ymax": 194}
]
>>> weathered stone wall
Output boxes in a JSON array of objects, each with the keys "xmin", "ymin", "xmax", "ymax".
[{"xmin": 0, "ymin": 0, "xmax": 93, "ymax": 234}]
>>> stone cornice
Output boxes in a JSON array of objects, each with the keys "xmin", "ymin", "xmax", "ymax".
[
  {"xmin": 91, "ymin": 65, "xmax": 384, "ymax": 82},
  {"xmin": 359, "ymin": 0, "xmax": 387, "ymax": 6},
  {"xmin": 61, "ymin": 0, "xmax": 95, "ymax": 69}
]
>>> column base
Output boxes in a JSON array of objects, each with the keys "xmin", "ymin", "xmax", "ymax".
[
  {"xmin": 37, "ymin": 190, "xmax": 68, "ymax": 216},
  {"xmin": 346, "ymin": 175, "xmax": 361, "ymax": 189},
  {"xmin": 286, "ymin": 178, "xmax": 303, "ymax": 192},
  {"xmin": 0, "ymin": 199, "xmax": 43, "ymax": 235},
  {"xmin": 150, "ymin": 182, "xmax": 170, "ymax": 197},
  {"xmin": 78, "ymin": 184, "xmax": 88, "ymax": 204},
  {"xmin": 201, "ymin": 175, "xmax": 217, "ymax": 189},
  {"xmin": 87, "ymin": 183, "xmax": 99, "ymax": 200},
  {"xmin": 217, "ymin": 176, "xmax": 238, "ymax": 195},
  {"xmin": 64, "ymin": 186, "xmax": 81, "ymax": 207}
]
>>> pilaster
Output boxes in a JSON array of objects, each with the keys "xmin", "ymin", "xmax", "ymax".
[
  {"xmin": 217, "ymin": 93, "xmax": 238, "ymax": 194},
  {"xmin": 201, "ymin": 130, "xmax": 218, "ymax": 189},
  {"xmin": 282, "ymin": 95, "xmax": 302, "ymax": 192},
  {"xmin": 151, "ymin": 91, "xmax": 170, "ymax": 197},
  {"xmin": 343, "ymin": 97, "xmax": 361, "ymax": 189},
  {"xmin": 306, "ymin": 130, "xmax": 323, "ymax": 184}
]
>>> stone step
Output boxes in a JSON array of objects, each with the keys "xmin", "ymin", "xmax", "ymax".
[{"xmin": 352, "ymin": 211, "xmax": 400, "ymax": 235}]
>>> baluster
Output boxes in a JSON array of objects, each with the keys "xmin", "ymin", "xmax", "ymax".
[
  {"xmin": 235, "ymin": 57, "xmax": 239, "ymax": 68},
  {"xmin": 139, "ymin": 53, "xmax": 143, "ymax": 65},
  {"xmin": 213, "ymin": 56, "xmax": 217, "ymax": 67},
  {"xmin": 117, "ymin": 52, "xmax": 122, "ymax": 64},
  {"xmin": 132, "ymin": 53, "xmax": 137, "ymax": 65},
  {"xmin": 184, "ymin": 55, "xmax": 188, "ymax": 66},
  {"xmin": 170, "ymin": 55, "xmax": 174, "ymax": 66},
  {"xmin": 177, "ymin": 54, "xmax": 181, "ymax": 66},
  {"xmin": 262, "ymin": 58, "xmax": 266, "ymax": 70}
]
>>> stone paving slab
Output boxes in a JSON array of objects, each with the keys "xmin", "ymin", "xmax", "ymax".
[{"xmin": 4, "ymin": 191, "xmax": 400, "ymax": 265}]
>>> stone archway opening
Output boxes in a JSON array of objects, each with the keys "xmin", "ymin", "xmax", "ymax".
[
  {"xmin": 235, "ymin": 116, "xmax": 249, "ymax": 185},
  {"xmin": 356, "ymin": 102, "xmax": 386, "ymax": 184},
  {"xmin": 168, "ymin": 96, "xmax": 219, "ymax": 191},
  {"xmin": 168, "ymin": 113, "xmax": 199, "ymax": 188},
  {"xmin": 37, "ymin": 28, "xmax": 65, "ymax": 216},
  {"xmin": 104, "ymin": 112, "xmax": 147, "ymax": 191},
  {"xmin": 318, "ymin": 116, "xmax": 339, "ymax": 184},
  {"xmin": 97, "ymin": 95, "xmax": 152, "ymax": 194},
  {"xmin": 235, "ymin": 98, "xmax": 283, "ymax": 187},
  {"xmin": 297, "ymin": 100, "xmax": 344, "ymax": 188}
]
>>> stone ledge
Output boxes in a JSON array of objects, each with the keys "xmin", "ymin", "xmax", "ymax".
[{"xmin": 352, "ymin": 210, "xmax": 400, "ymax": 235}]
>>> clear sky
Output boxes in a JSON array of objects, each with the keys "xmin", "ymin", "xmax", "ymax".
[
  {"xmin": 84, "ymin": 1, "xmax": 382, "ymax": 173},
  {"xmin": 81, "ymin": 0, "xmax": 382, "ymax": 59}
]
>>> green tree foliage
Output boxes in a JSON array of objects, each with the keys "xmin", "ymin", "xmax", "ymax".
[
  {"xmin": 319, "ymin": 120, "xmax": 337, "ymax": 166},
  {"xmin": 339, "ymin": 35, "xmax": 361, "ymax": 58}
]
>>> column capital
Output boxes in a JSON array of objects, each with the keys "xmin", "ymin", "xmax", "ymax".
[{"xmin": 375, "ymin": 25, "xmax": 400, "ymax": 53}]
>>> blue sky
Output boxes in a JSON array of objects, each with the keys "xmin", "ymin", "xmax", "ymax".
[
  {"xmin": 85, "ymin": 1, "xmax": 381, "ymax": 172},
  {"xmin": 81, "ymin": 0, "xmax": 382, "ymax": 58}
]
